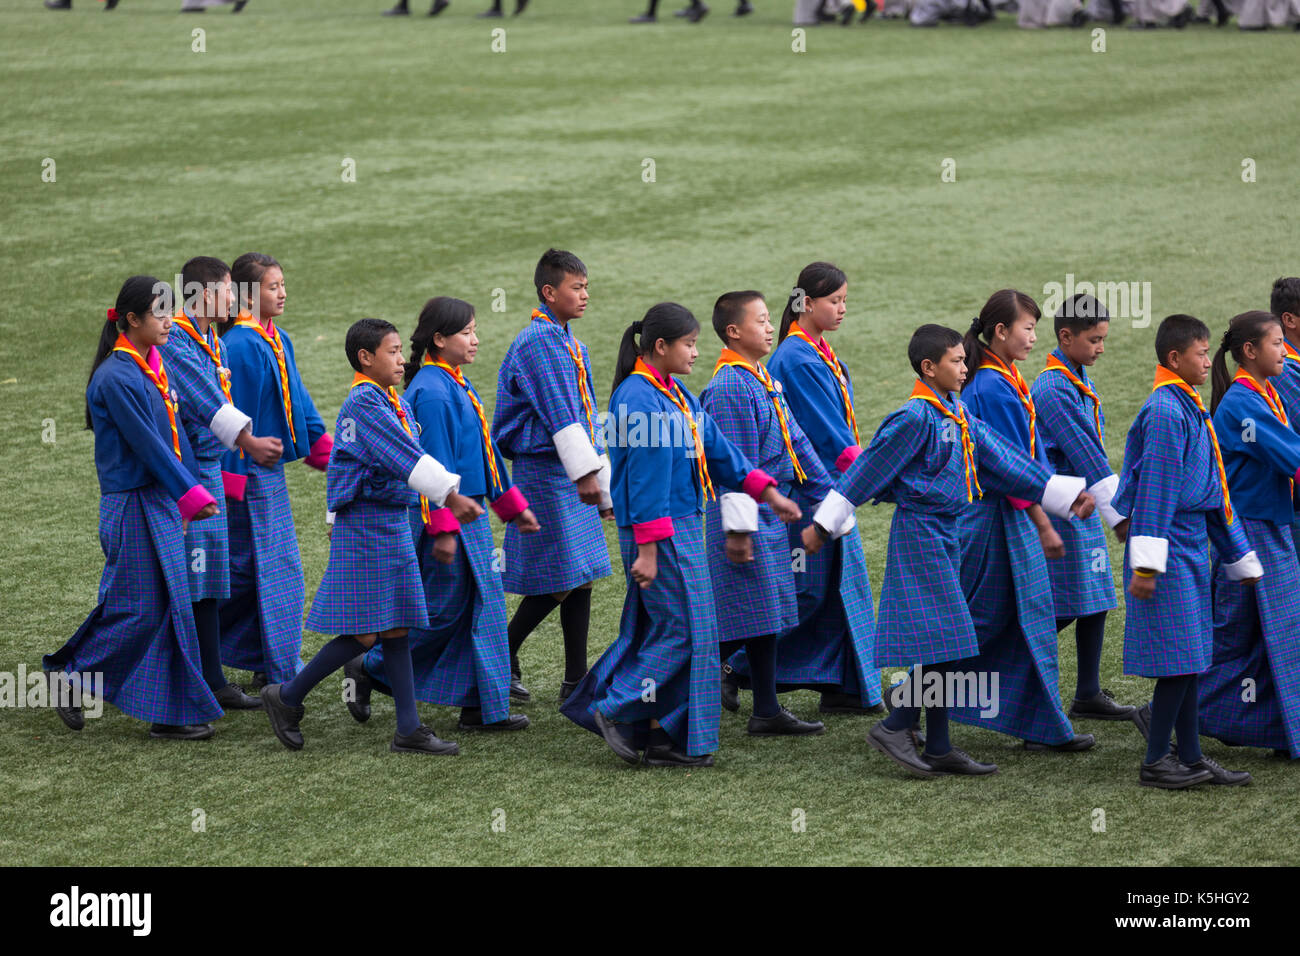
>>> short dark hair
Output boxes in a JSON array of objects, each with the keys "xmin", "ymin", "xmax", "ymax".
[
  {"xmin": 1154, "ymin": 314, "xmax": 1211, "ymax": 367},
  {"xmin": 534, "ymin": 248, "xmax": 587, "ymax": 301},
  {"xmin": 346, "ymin": 318, "xmax": 400, "ymax": 372},
  {"xmin": 711, "ymin": 290, "xmax": 764, "ymax": 346},
  {"xmin": 1270, "ymin": 277, "xmax": 1300, "ymax": 318},
  {"xmin": 1054, "ymin": 293, "xmax": 1110, "ymax": 337},
  {"xmin": 179, "ymin": 256, "xmax": 231, "ymax": 316},
  {"xmin": 909, "ymin": 324, "xmax": 964, "ymax": 377}
]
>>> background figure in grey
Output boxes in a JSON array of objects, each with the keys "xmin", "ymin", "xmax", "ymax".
[
  {"xmin": 1018, "ymin": 0, "xmax": 1086, "ymax": 24},
  {"xmin": 182, "ymin": 0, "xmax": 248, "ymax": 9},
  {"xmin": 1193, "ymin": 0, "xmax": 1234, "ymax": 21},
  {"xmin": 910, "ymin": 0, "xmax": 993, "ymax": 23},
  {"xmin": 1235, "ymin": 0, "xmax": 1298, "ymax": 26},
  {"xmin": 1130, "ymin": 0, "xmax": 1191, "ymax": 23},
  {"xmin": 1086, "ymin": 0, "xmax": 1129, "ymax": 19}
]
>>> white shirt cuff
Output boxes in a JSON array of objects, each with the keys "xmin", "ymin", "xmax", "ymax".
[
  {"xmin": 812, "ymin": 490, "xmax": 855, "ymax": 540},
  {"xmin": 720, "ymin": 493, "xmax": 758, "ymax": 533},
  {"xmin": 407, "ymin": 454, "xmax": 461, "ymax": 507},
  {"xmin": 1224, "ymin": 551, "xmax": 1264, "ymax": 582},
  {"xmin": 553, "ymin": 422, "xmax": 602, "ymax": 482},
  {"xmin": 209, "ymin": 403, "xmax": 253, "ymax": 452},
  {"xmin": 1129, "ymin": 535, "xmax": 1168, "ymax": 575},
  {"xmin": 325, "ymin": 510, "xmax": 336, "ymax": 526},
  {"xmin": 1040, "ymin": 474, "xmax": 1086, "ymax": 520},
  {"xmin": 1089, "ymin": 474, "xmax": 1124, "ymax": 528},
  {"xmin": 596, "ymin": 453, "xmax": 613, "ymax": 512}
]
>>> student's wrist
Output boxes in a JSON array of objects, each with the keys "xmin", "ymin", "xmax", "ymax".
[{"xmin": 1133, "ymin": 568, "xmax": 1156, "ymax": 579}]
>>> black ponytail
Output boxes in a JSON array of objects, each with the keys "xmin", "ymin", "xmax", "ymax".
[
  {"xmin": 406, "ymin": 296, "xmax": 475, "ymax": 387},
  {"xmin": 778, "ymin": 261, "xmax": 847, "ymax": 343},
  {"xmin": 86, "ymin": 275, "xmax": 167, "ymax": 428},
  {"xmin": 611, "ymin": 302, "xmax": 700, "ymax": 396},
  {"xmin": 961, "ymin": 288, "xmax": 1041, "ymax": 388},
  {"xmin": 1210, "ymin": 310, "xmax": 1282, "ymax": 414}
]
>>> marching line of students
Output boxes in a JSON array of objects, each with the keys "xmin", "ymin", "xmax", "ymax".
[{"xmin": 42, "ymin": 253, "xmax": 1300, "ymax": 786}]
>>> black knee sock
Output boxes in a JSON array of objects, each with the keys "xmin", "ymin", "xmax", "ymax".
[
  {"xmin": 507, "ymin": 594, "xmax": 561, "ymax": 671},
  {"xmin": 646, "ymin": 0, "xmax": 659, "ymax": 14},
  {"xmin": 281, "ymin": 635, "xmax": 366, "ymax": 707},
  {"xmin": 1146, "ymin": 675, "xmax": 1193, "ymax": 764},
  {"xmin": 193, "ymin": 598, "xmax": 227, "ymax": 692},
  {"xmin": 718, "ymin": 638, "xmax": 745, "ymax": 663},
  {"xmin": 745, "ymin": 636, "xmax": 779, "ymax": 718},
  {"xmin": 1174, "ymin": 676, "xmax": 1202, "ymax": 764},
  {"xmin": 559, "ymin": 588, "xmax": 592, "ymax": 683},
  {"xmin": 1073, "ymin": 612, "xmax": 1106, "ymax": 700}
]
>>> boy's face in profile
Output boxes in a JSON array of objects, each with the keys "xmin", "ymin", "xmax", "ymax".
[
  {"xmin": 362, "ymin": 331, "xmax": 406, "ymax": 388},
  {"xmin": 1167, "ymin": 338, "xmax": 1212, "ymax": 387},
  {"xmin": 1060, "ymin": 321, "xmax": 1108, "ymax": 367},
  {"xmin": 544, "ymin": 273, "xmax": 589, "ymax": 321},
  {"xmin": 925, "ymin": 344, "xmax": 967, "ymax": 394},
  {"xmin": 728, "ymin": 298, "xmax": 773, "ymax": 360}
]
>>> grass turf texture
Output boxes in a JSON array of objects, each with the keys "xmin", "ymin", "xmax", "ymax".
[{"xmin": 2, "ymin": 0, "xmax": 1298, "ymax": 866}]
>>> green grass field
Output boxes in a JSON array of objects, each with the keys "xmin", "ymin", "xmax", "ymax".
[{"xmin": 2, "ymin": 0, "xmax": 1299, "ymax": 866}]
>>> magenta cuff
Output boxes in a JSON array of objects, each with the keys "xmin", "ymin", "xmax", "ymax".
[
  {"xmin": 304, "ymin": 433, "xmax": 333, "ymax": 471},
  {"xmin": 178, "ymin": 484, "xmax": 218, "ymax": 521},
  {"xmin": 222, "ymin": 470, "xmax": 247, "ymax": 501},
  {"xmin": 1007, "ymin": 496, "xmax": 1033, "ymax": 511},
  {"xmin": 491, "ymin": 485, "xmax": 528, "ymax": 522},
  {"xmin": 424, "ymin": 507, "xmax": 461, "ymax": 536},
  {"xmin": 633, "ymin": 516, "xmax": 674, "ymax": 544},
  {"xmin": 835, "ymin": 445, "xmax": 863, "ymax": 473},
  {"xmin": 742, "ymin": 469, "xmax": 778, "ymax": 501}
]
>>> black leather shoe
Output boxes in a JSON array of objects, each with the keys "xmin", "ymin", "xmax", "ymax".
[
  {"xmin": 1133, "ymin": 702, "xmax": 1152, "ymax": 740},
  {"xmin": 476, "ymin": 6, "xmax": 503, "ymax": 15},
  {"xmin": 559, "ymin": 678, "xmax": 580, "ymax": 701},
  {"xmin": 47, "ymin": 672, "xmax": 84, "ymax": 731},
  {"xmin": 214, "ymin": 683, "xmax": 262, "ymax": 710},
  {"xmin": 513, "ymin": 0, "xmax": 529, "ymax": 12},
  {"xmin": 1187, "ymin": 756, "xmax": 1252, "ymax": 786},
  {"xmin": 45, "ymin": 0, "xmax": 73, "ymax": 9},
  {"xmin": 734, "ymin": 0, "xmax": 753, "ymax": 12},
  {"xmin": 458, "ymin": 708, "xmax": 530, "ymax": 731},
  {"xmin": 867, "ymin": 721, "xmax": 937, "ymax": 778},
  {"xmin": 428, "ymin": 0, "xmax": 450, "ymax": 13},
  {"xmin": 628, "ymin": 12, "xmax": 657, "ymax": 19},
  {"xmin": 383, "ymin": 2, "xmax": 410, "ymax": 12},
  {"xmin": 643, "ymin": 742, "xmax": 714, "ymax": 767},
  {"xmin": 248, "ymin": 671, "xmax": 268, "ymax": 692},
  {"xmin": 922, "ymin": 747, "xmax": 998, "ymax": 776},
  {"xmin": 593, "ymin": 711, "xmax": 640, "ymax": 764},
  {"xmin": 343, "ymin": 655, "xmax": 372, "ymax": 723},
  {"xmin": 720, "ymin": 666, "xmax": 740, "ymax": 713},
  {"xmin": 391, "ymin": 724, "xmax": 459, "ymax": 755},
  {"xmin": 509, "ymin": 675, "xmax": 531, "ymax": 702},
  {"xmin": 1024, "ymin": 733, "xmax": 1096, "ymax": 752},
  {"xmin": 686, "ymin": 2, "xmax": 709, "ymax": 20},
  {"xmin": 819, "ymin": 691, "xmax": 884, "ymax": 715},
  {"xmin": 748, "ymin": 708, "xmax": 825, "ymax": 737},
  {"xmin": 261, "ymin": 683, "xmax": 304, "ymax": 751},
  {"xmin": 233, "ymin": 0, "xmax": 248, "ymax": 10},
  {"xmin": 1139, "ymin": 753, "xmax": 1213, "ymax": 789},
  {"xmin": 149, "ymin": 723, "xmax": 215, "ymax": 741},
  {"xmin": 1069, "ymin": 688, "xmax": 1137, "ymax": 721}
]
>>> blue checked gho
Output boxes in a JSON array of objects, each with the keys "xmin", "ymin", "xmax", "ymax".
[{"xmin": 561, "ymin": 363, "xmax": 777, "ymax": 757}]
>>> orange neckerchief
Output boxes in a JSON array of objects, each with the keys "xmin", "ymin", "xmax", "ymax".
[
  {"xmin": 1284, "ymin": 340, "xmax": 1300, "ymax": 367},
  {"xmin": 631, "ymin": 357, "xmax": 714, "ymax": 502},
  {"xmin": 423, "ymin": 354, "xmax": 503, "ymax": 496},
  {"xmin": 235, "ymin": 311, "xmax": 296, "ymax": 444},
  {"xmin": 712, "ymin": 349, "xmax": 807, "ymax": 483},
  {"xmin": 909, "ymin": 380, "xmax": 982, "ymax": 503},
  {"xmin": 1043, "ymin": 353, "xmax": 1102, "ymax": 447},
  {"xmin": 1233, "ymin": 369, "xmax": 1292, "ymax": 499},
  {"xmin": 350, "ymin": 372, "xmax": 430, "ymax": 528},
  {"xmin": 113, "ymin": 333, "xmax": 181, "ymax": 460},
  {"xmin": 533, "ymin": 306, "xmax": 596, "ymax": 443},
  {"xmin": 1153, "ymin": 365, "xmax": 1233, "ymax": 524},
  {"xmin": 978, "ymin": 350, "xmax": 1036, "ymax": 458},
  {"xmin": 174, "ymin": 313, "xmax": 234, "ymax": 403},
  {"xmin": 787, "ymin": 322, "xmax": 860, "ymax": 445}
]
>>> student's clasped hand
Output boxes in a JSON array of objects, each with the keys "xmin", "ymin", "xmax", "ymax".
[
  {"xmin": 575, "ymin": 471, "xmax": 602, "ymax": 506},
  {"xmin": 799, "ymin": 523, "xmax": 825, "ymax": 555},
  {"xmin": 235, "ymin": 430, "xmax": 283, "ymax": 468},
  {"xmin": 447, "ymin": 492, "xmax": 485, "ymax": 524},
  {"xmin": 726, "ymin": 532, "xmax": 753, "ymax": 564},
  {"xmin": 763, "ymin": 486, "xmax": 801, "ymax": 523},
  {"xmin": 432, "ymin": 533, "xmax": 458, "ymax": 565},
  {"xmin": 513, "ymin": 508, "xmax": 541, "ymax": 533},
  {"xmin": 183, "ymin": 501, "xmax": 220, "ymax": 534},
  {"xmin": 1128, "ymin": 573, "xmax": 1157, "ymax": 601},
  {"xmin": 1069, "ymin": 490, "xmax": 1095, "ymax": 520}
]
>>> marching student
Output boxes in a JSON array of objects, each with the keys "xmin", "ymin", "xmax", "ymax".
[
  {"xmin": 701, "ymin": 291, "xmax": 829, "ymax": 737},
  {"xmin": 1199, "ymin": 312, "xmax": 1300, "ymax": 761},
  {"xmin": 219, "ymin": 253, "xmax": 332, "ymax": 691},
  {"xmin": 561, "ymin": 303, "xmax": 801, "ymax": 767},
  {"xmin": 350, "ymin": 298, "xmax": 537, "ymax": 732},
  {"xmin": 261, "ymin": 319, "xmax": 478, "ymax": 755},
  {"xmin": 759, "ymin": 261, "xmax": 883, "ymax": 716},
  {"xmin": 804, "ymin": 324, "xmax": 1095, "ymax": 777},
  {"xmin": 45, "ymin": 276, "xmax": 222, "ymax": 740},
  {"xmin": 1029, "ymin": 294, "xmax": 1137, "ymax": 724},
  {"xmin": 166, "ymin": 256, "xmax": 282, "ymax": 712},
  {"xmin": 1114, "ymin": 313, "xmax": 1261, "ymax": 788},
  {"xmin": 958, "ymin": 289, "xmax": 1095, "ymax": 752},
  {"xmin": 492, "ymin": 249, "xmax": 612, "ymax": 703},
  {"xmin": 1267, "ymin": 277, "xmax": 1300, "ymax": 557}
]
